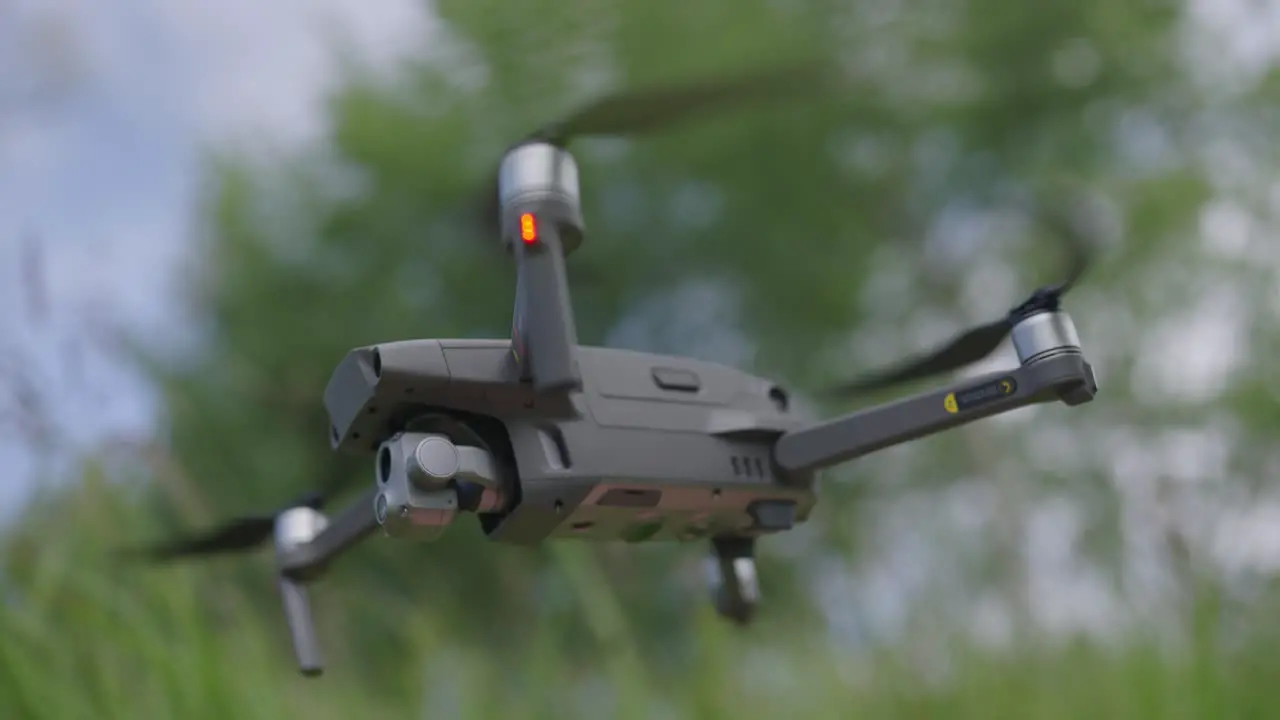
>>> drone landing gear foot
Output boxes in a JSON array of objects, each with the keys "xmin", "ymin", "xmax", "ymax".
[
  {"xmin": 274, "ymin": 506, "xmax": 329, "ymax": 677},
  {"xmin": 279, "ymin": 576, "xmax": 323, "ymax": 677},
  {"xmin": 705, "ymin": 536, "xmax": 760, "ymax": 626}
]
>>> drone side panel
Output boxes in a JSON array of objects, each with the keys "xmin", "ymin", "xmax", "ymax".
[
  {"xmin": 577, "ymin": 347, "xmax": 802, "ymax": 435},
  {"xmin": 480, "ymin": 406, "xmax": 817, "ymax": 546},
  {"xmin": 558, "ymin": 425, "xmax": 817, "ymax": 543},
  {"xmin": 586, "ymin": 348, "xmax": 743, "ymax": 406}
]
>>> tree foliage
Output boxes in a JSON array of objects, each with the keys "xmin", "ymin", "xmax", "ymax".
[{"xmin": 7, "ymin": 0, "xmax": 1280, "ymax": 716}]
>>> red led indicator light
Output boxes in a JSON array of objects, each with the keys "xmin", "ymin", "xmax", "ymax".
[{"xmin": 519, "ymin": 213, "xmax": 538, "ymax": 244}]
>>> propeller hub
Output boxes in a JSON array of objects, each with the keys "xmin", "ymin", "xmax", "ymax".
[{"xmin": 1008, "ymin": 287, "xmax": 1063, "ymax": 323}]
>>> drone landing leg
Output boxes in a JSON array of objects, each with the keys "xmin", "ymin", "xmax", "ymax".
[
  {"xmin": 278, "ymin": 576, "xmax": 323, "ymax": 676},
  {"xmin": 706, "ymin": 536, "xmax": 760, "ymax": 625}
]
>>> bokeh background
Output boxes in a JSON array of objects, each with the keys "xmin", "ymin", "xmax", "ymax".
[{"xmin": 4, "ymin": 1, "xmax": 1280, "ymax": 718}]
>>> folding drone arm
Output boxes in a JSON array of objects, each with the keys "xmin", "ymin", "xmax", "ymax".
[
  {"xmin": 276, "ymin": 487, "xmax": 383, "ymax": 579},
  {"xmin": 773, "ymin": 310, "xmax": 1098, "ymax": 475},
  {"xmin": 270, "ymin": 487, "xmax": 382, "ymax": 676},
  {"xmin": 268, "ymin": 430, "xmax": 509, "ymax": 677}
]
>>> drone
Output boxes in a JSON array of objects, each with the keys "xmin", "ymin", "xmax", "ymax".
[{"xmin": 131, "ymin": 63, "xmax": 1098, "ymax": 677}]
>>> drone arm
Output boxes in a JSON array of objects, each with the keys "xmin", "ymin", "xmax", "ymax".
[
  {"xmin": 270, "ymin": 488, "xmax": 381, "ymax": 678},
  {"xmin": 500, "ymin": 143, "xmax": 585, "ymax": 394},
  {"xmin": 773, "ymin": 353, "xmax": 1096, "ymax": 475},
  {"xmin": 277, "ymin": 486, "xmax": 382, "ymax": 580},
  {"xmin": 510, "ymin": 216, "xmax": 581, "ymax": 392}
]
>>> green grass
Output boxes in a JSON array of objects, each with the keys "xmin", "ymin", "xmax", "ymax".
[{"xmin": 3, "ymin": 466, "xmax": 1280, "ymax": 719}]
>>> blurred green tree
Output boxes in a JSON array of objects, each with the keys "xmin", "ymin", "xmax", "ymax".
[{"xmin": 122, "ymin": 0, "xmax": 1223, "ymax": 695}]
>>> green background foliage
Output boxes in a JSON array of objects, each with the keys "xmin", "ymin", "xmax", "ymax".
[{"xmin": 5, "ymin": 0, "xmax": 1280, "ymax": 717}]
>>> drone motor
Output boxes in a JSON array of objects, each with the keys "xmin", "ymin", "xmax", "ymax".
[
  {"xmin": 1012, "ymin": 309, "xmax": 1081, "ymax": 366},
  {"xmin": 498, "ymin": 142, "xmax": 585, "ymax": 255}
]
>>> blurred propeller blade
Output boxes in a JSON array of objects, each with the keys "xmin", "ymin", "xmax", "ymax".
[
  {"xmin": 828, "ymin": 318, "xmax": 1015, "ymax": 397},
  {"xmin": 528, "ymin": 62, "xmax": 827, "ymax": 146},
  {"xmin": 134, "ymin": 515, "xmax": 279, "ymax": 561},
  {"xmin": 124, "ymin": 491, "xmax": 327, "ymax": 562},
  {"xmin": 828, "ymin": 203, "xmax": 1096, "ymax": 398},
  {"xmin": 473, "ymin": 60, "xmax": 829, "ymax": 240}
]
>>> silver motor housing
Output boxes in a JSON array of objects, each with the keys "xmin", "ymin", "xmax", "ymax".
[
  {"xmin": 1012, "ymin": 309, "xmax": 1082, "ymax": 366},
  {"xmin": 498, "ymin": 142, "xmax": 586, "ymax": 255}
]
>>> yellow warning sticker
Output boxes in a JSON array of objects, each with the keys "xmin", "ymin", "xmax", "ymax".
[{"xmin": 944, "ymin": 393, "xmax": 959, "ymax": 414}]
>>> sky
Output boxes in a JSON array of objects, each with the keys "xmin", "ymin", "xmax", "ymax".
[{"xmin": 0, "ymin": 0, "xmax": 431, "ymax": 511}]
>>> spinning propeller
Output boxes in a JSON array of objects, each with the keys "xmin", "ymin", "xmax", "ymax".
[
  {"xmin": 125, "ymin": 490, "xmax": 328, "ymax": 561},
  {"xmin": 828, "ymin": 204, "xmax": 1095, "ymax": 398},
  {"xmin": 521, "ymin": 63, "xmax": 824, "ymax": 145},
  {"xmin": 476, "ymin": 61, "xmax": 828, "ymax": 236}
]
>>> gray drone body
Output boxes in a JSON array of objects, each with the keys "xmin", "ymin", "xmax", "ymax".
[
  {"xmin": 323, "ymin": 319, "xmax": 1093, "ymax": 550},
  {"xmin": 137, "ymin": 67, "xmax": 1101, "ymax": 678},
  {"xmin": 326, "ymin": 339, "xmax": 818, "ymax": 547}
]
